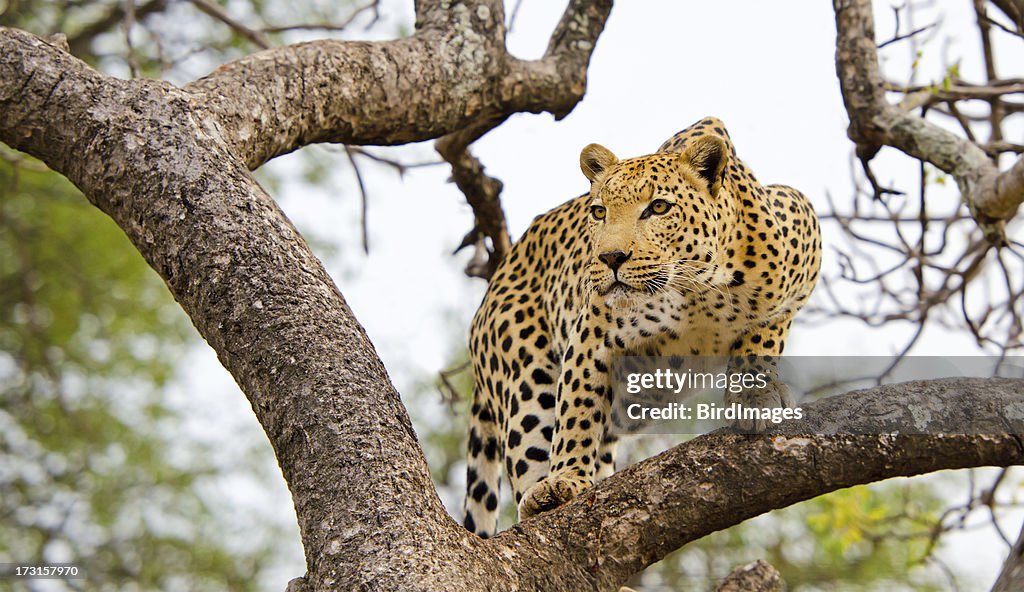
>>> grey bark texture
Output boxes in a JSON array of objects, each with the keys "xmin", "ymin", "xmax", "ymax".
[{"xmin": 2, "ymin": 1, "xmax": 1023, "ymax": 589}]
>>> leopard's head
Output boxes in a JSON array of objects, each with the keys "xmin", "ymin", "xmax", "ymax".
[{"xmin": 580, "ymin": 136, "xmax": 730, "ymax": 308}]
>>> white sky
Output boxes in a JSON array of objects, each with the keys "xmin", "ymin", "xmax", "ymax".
[{"xmin": 174, "ymin": 1, "xmax": 1022, "ymax": 589}]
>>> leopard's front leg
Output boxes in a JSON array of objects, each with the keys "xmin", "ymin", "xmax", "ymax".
[
  {"xmin": 726, "ymin": 313, "xmax": 794, "ymax": 432},
  {"xmin": 518, "ymin": 311, "xmax": 610, "ymax": 518}
]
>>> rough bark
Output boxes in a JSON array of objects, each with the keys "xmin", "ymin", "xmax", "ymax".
[
  {"xmin": 833, "ymin": 0, "xmax": 1023, "ymax": 241},
  {"xmin": 490, "ymin": 377, "xmax": 1024, "ymax": 590},
  {"xmin": 2, "ymin": 2, "xmax": 1023, "ymax": 590}
]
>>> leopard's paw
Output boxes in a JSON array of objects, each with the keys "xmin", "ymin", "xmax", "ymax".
[
  {"xmin": 725, "ymin": 377, "xmax": 793, "ymax": 433},
  {"xmin": 518, "ymin": 473, "xmax": 590, "ymax": 518}
]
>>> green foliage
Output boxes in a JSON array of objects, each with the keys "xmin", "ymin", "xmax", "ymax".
[{"xmin": 0, "ymin": 151, "xmax": 283, "ymax": 591}]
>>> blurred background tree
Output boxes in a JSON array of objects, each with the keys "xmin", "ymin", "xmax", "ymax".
[{"xmin": 0, "ymin": 145, "xmax": 288, "ymax": 589}]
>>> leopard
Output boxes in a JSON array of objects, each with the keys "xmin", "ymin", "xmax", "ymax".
[{"xmin": 463, "ymin": 117, "xmax": 821, "ymax": 537}]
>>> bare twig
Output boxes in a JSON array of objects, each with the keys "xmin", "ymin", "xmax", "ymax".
[
  {"xmin": 343, "ymin": 145, "xmax": 371, "ymax": 255},
  {"xmin": 975, "ymin": 0, "xmax": 1006, "ymax": 148},
  {"xmin": 885, "ymin": 80, "xmax": 1024, "ymax": 102},
  {"xmin": 188, "ymin": 0, "xmax": 271, "ymax": 49},
  {"xmin": 122, "ymin": 0, "xmax": 140, "ymax": 78},
  {"xmin": 66, "ymin": 0, "xmax": 167, "ymax": 59},
  {"xmin": 507, "ymin": 0, "xmax": 525, "ymax": 32},
  {"xmin": 878, "ymin": 22, "xmax": 938, "ymax": 49},
  {"xmin": 347, "ymin": 147, "xmax": 443, "ymax": 176},
  {"xmin": 989, "ymin": 0, "xmax": 1024, "ymax": 36},
  {"xmin": 262, "ymin": 0, "xmax": 382, "ymax": 34},
  {"xmin": 437, "ymin": 360, "xmax": 470, "ymax": 411},
  {"xmin": 992, "ymin": 520, "xmax": 1024, "ymax": 592}
]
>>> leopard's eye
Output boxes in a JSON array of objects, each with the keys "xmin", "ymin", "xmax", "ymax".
[
  {"xmin": 641, "ymin": 199, "xmax": 672, "ymax": 219},
  {"xmin": 590, "ymin": 205, "xmax": 607, "ymax": 220}
]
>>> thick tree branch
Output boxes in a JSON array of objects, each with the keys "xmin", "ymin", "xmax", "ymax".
[
  {"xmin": 183, "ymin": 0, "xmax": 609, "ymax": 170},
  {"xmin": 499, "ymin": 377, "xmax": 1024, "ymax": 590},
  {"xmin": 504, "ymin": 0, "xmax": 613, "ymax": 120},
  {"xmin": 2, "ymin": 23, "xmax": 477, "ymax": 588},
  {"xmin": 833, "ymin": 0, "xmax": 1023, "ymax": 241}
]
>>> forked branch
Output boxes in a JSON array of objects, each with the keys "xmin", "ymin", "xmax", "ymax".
[{"xmin": 834, "ymin": 0, "xmax": 1023, "ymax": 243}]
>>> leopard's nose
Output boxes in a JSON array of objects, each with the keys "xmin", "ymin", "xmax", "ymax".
[{"xmin": 598, "ymin": 250, "xmax": 631, "ymax": 271}]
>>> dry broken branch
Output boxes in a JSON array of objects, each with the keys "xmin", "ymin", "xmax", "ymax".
[{"xmin": 436, "ymin": 117, "xmax": 512, "ymax": 279}]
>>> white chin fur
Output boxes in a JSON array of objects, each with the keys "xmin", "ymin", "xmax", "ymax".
[{"xmin": 600, "ymin": 284, "xmax": 641, "ymax": 309}]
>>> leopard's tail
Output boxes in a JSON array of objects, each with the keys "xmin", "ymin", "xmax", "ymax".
[{"xmin": 464, "ymin": 389, "xmax": 501, "ymax": 538}]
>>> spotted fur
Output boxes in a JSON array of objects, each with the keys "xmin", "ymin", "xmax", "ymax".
[{"xmin": 463, "ymin": 117, "xmax": 821, "ymax": 537}]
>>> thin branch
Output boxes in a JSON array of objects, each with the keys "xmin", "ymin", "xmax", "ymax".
[
  {"xmin": 991, "ymin": 517, "xmax": 1024, "ymax": 591},
  {"xmin": 986, "ymin": 141, "xmax": 1024, "ymax": 155},
  {"xmin": 122, "ymin": 0, "xmax": 141, "ymax": 78},
  {"xmin": 982, "ymin": 13, "xmax": 1024, "ymax": 39},
  {"xmin": 975, "ymin": 0, "xmax": 1006, "ymax": 147},
  {"xmin": 65, "ymin": 0, "xmax": 167, "ymax": 59},
  {"xmin": 877, "ymin": 21, "xmax": 937, "ymax": 49},
  {"xmin": 262, "ymin": 0, "xmax": 382, "ymax": 34},
  {"xmin": 346, "ymin": 147, "xmax": 443, "ymax": 175},
  {"xmin": 344, "ymin": 145, "xmax": 370, "ymax": 254},
  {"xmin": 187, "ymin": 0, "xmax": 272, "ymax": 49},
  {"xmin": 437, "ymin": 360, "xmax": 470, "ymax": 411},
  {"xmin": 989, "ymin": 0, "xmax": 1024, "ymax": 36},
  {"xmin": 886, "ymin": 80, "xmax": 1024, "ymax": 101},
  {"xmin": 507, "ymin": 0, "xmax": 525, "ymax": 32}
]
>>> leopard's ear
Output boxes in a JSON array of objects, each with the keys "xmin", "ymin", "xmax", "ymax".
[
  {"xmin": 679, "ymin": 135, "xmax": 727, "ymax": 197},
  {"xmin": 580, "ymin": 143, "xmax": 618, "ymax": 182}
]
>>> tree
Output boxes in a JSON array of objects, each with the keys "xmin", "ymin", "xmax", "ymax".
[
  {"xmin": 1, "ymin": 1, "xmax": 1022, "ymax": 590},
  {"xmin": 0, "ymin": 88, "xmax": 288, "ymax": 592}
]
